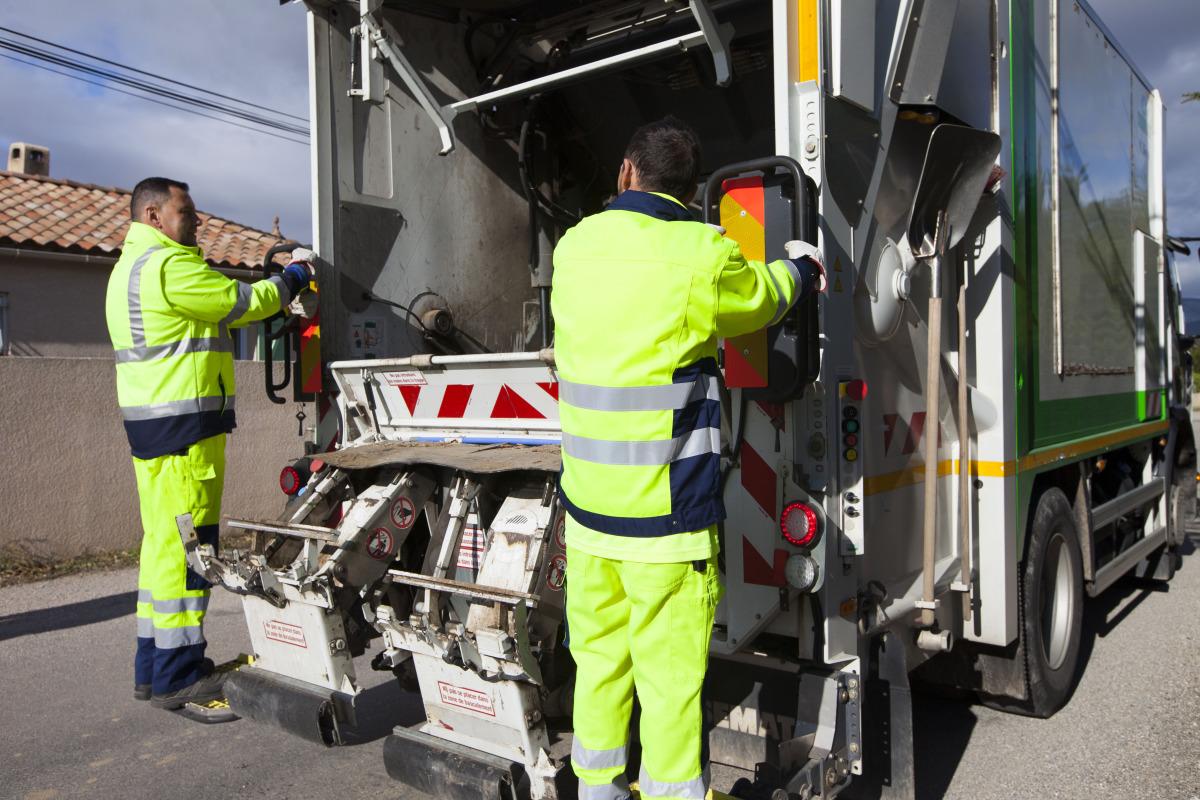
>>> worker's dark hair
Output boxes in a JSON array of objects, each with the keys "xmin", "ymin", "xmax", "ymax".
[
  {"xmin": 130, "ymin": 177, "xmax": 189, "ymax": 220},
  {"xmin": 623, "ymin": 116, "xmax": 701, "ymax": 201}
]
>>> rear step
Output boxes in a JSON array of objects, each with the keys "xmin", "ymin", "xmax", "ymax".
[{"xmin": 384, "ymin": 726, "xmax": 576, "ymax": 800}]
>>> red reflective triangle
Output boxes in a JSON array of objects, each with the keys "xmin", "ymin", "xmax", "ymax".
[
  {"xmin": 491, "ymin": 386, "xmax": 545, "ymax": 419},
  {"xmin": 399, "ymin": 386, "xmax": 421, "ymax": 415}
]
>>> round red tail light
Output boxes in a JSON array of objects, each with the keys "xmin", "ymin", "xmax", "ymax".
[
  {"xmin": 781, "ymin": 502, "xmax": 820, "ymax": 548},
  {"xmin": 279, "ymin": 465, "xmax": 302, "ymax": 495}
]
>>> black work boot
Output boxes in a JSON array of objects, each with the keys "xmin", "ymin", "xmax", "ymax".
[
  {"xmin": 150, "ymin": 670, "xmax": 227, "ymax": 710},
  {"xmin": 137, "ymin": 658, "xmax": 212, "ymax": 702}
]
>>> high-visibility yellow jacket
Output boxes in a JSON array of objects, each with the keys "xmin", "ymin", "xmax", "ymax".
[
  {"xmin": 552, "ymin": 190, "xmax": 819, "ymax": 560},
  {"xmin": 105, "ymin": 222, "xmax": 294, "ymax": 459}
]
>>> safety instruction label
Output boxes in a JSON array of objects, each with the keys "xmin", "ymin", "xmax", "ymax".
[
  {"xmin": 366, "ymin": 528, "xmax": 395, "ymax": 560},
  {"xmin": 437, "ymin": 681, "xmax": 496, "ymax": 717},
  {"xmin": 380, "ymin": 370, "xmax": 427, "ymax": 386},
  {"xmin": 264, "ymin": 619, "xmax": 307, "ymax": 649},
  {"xmin": 456, "ymin": 525, "xmax": 485, "ymax": 571},
  {"xmin": 390, "ymin": 497, "xmax": 417, "ymax": 530},
  {"xmin": 546, "ymin": 554, "xmax": 567, "ymax": 592}
]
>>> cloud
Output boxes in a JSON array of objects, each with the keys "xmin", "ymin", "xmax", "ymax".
[{"xmin": 0, "ymin": 0, "xmax": 310, "ymax": 239}]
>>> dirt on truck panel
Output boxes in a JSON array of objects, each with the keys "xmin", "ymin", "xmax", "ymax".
[{"xmin": 319, "ymin": 441, "xmax": 562, "ymax": 474}]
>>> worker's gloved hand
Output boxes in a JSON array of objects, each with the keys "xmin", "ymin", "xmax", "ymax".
[
  {"xmin": 288, "ymin": 291, "xmax": 319, "ymax": 320},
  {"xmin": 785, "ymin": 239, "xmax": 827, "ymax": 293},
  {"xmin": 280, "ymin": 260, "xmax": 315, "ymax": 297}
]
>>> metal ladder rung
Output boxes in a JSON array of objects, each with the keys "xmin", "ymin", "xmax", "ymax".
[
  {"xmin": 388, "ymin": 569, "xmax": 540, "ymax": 608},
  {"xmin": 225, "ymin": 517, "xmax": 342, "ymax": 544}
]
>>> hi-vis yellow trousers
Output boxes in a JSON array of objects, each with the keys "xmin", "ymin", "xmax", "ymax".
[
  {"xmin": 132, "ymin": 434, "xmax": 225, "ymax": 695},
  {"xmin": 567, "ymin": 545, "xmax": 723, "ymax": 800}
]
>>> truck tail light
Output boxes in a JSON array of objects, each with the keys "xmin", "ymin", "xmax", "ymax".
[
  {"xmin": 280, "ymin": 465, "xmax": 303, "ymax": 495},
  {"xmin": 781, "ymin": 501, "xmax": 820, "ymax": 548}
]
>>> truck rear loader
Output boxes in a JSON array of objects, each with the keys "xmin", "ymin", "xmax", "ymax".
[{"xmin": 184, "ymin": 1, "xmax": 1196, "ymax": 797}]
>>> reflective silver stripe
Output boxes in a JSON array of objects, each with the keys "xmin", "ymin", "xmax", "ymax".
[
  {"xmin": 114, "ymin": 336, "xmax": 233, "ymax": 364},
  {"xmin": 137, "ymin": 617, "xmax": 154, "ymax": 638},
  {"xmin": 120, "ymin": 394, "xmax": 234, "ymax": 422},
  {"xmin": 559, "ymin": 375, "xmax": 720, "ymax": 412},
  {"xmin": 577, "ymin": 775, "xmax": 631, "ymax": 800},
  {"xmin": 220, "ymin": 280, "xmax": 254, "ymax": 325},
  {"xmin": 137, "ymin": 589, "xmax": 153, "ymax": 603},
  {"xmin": 561, "ymin": 427, "xmax": 719, "ymax": 466},
  {"xmin": 151, "ymin": 595, "xmax": 209, "ymax": 615},
  {"xmin": 637, "ymin": 766, "xmax": 708, "ymax": 800},
  {"xmin": 268, "ymin": 274, "xmax": 293, "ymax": 310},
  {"xmin": 153, "ymin": 625, "xmax": 205, "ymax": 649},
  {"xmin": 126, "ymin": 246, "xmax": 163, "ymax": 347},
  {"xmin": 572, "ymin": 739, "xmax": 628, "ymax": 771}
]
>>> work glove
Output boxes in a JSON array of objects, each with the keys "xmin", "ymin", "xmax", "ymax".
[
  {"xmin": 281, "ymin": 262, "xmax": 312, "ymax": 295},
  {"xmin": 785, "ymin": 239, "xmax": 827, "ymax": 293},
  {"xmin": 705, "ymin": 222, "xmax": 727, "ymax": 236}
]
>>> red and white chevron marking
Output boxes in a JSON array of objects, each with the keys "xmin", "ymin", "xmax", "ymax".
[{"xmin": 392, "ymin": 381, "xmax": 560, "ymax": 421}]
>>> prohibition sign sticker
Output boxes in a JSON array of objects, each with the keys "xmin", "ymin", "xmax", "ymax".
[
  {"xmin": 390, "ymin": 497, "xmax": 417, "ymax": 530},
  {"xmin": 553, "ymin": 516, "xmax": 567, "ymax": 549},
  {"xmin": 366, "ymin": 528, "xmax": 394, "ymax": 560},
  {"xmin": 546, "ymin": 554, "xmax": 567, "ymax": 592}
]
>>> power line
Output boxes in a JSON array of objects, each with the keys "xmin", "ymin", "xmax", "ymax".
[
  {"xmin": 0, "ymin": 53, "xmax": 308, "ymax": 146},
  {"xmin": 0, "ymin": 36, "xmax": 309, "ymax": 137},
  {"xmin": 0, "ymin": 24, "xmax": 307, "ymax": 123}
]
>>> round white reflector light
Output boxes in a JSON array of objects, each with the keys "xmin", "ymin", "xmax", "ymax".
[{"xmin": 785, "ymin": 554, "xmax": 819, "ymax": 592}]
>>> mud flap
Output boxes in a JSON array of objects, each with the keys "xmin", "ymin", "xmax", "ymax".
[
  {"xmin": 384, "ymin": 726, "xmax": 542, "ymax": 800},
  {"xmin": 223, "ymin": 666, "xmax": 353, "ymax": 746},
  {"xmin": 857, "ymin": 631, "xmax": 915, "ymax": 799}
]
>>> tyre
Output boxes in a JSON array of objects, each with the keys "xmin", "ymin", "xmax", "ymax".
[
  {"xmin": 1019, "ymin": 487, "xmax": 1085, "ymax": 717},
  {"xmin": 1168, "ymin": 470, "xmax": 1196, "ymax": 548}
]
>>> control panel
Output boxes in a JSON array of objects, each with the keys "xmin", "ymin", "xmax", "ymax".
[{"xmin": 838, "ymin": 379, "xmax": 866, "ymax": 555}]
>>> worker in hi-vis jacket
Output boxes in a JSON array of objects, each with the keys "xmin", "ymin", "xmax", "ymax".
[
  {"xmin": 105, "ymin": 177, "xmax": 313, "ymax": 710},
  {"xmin": 552, "ymin": 117, "xmax": 826, "ymax": 800}
]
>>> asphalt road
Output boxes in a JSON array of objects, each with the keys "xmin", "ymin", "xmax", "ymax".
[{"xmin": 1, "ymin": 539, "xmax": 1197, "ymax": 800}]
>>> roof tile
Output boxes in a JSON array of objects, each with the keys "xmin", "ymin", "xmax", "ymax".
[{"xmin": 0, "ymin": 170, "xmax": 287, "ymax": 268}]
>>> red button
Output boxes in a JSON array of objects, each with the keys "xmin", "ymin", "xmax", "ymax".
[
  {"xmin": 844, "ymin": 433, "xmax": 858, "ymax": 447},
  {"xmin": 846, "ymin": 380, "xmax": 868, "ymax": 402}
]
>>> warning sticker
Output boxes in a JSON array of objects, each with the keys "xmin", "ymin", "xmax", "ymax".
[
  {"xmin": 380, "ymin": 370, "xmax": 427, "ymax": 386},
  {"xmin": 390, "ymin": 497, "xmax": 417, "ymax": 530},
  {"xmin": 366, "ymin": 527, "xmax": 394, "ymax": 560},
  {"xmin": 553, "ymin": 516, "xmax": 567, "ymax": 549},
  {"xmin": 456, "ymin": 525, "xmax": 486, "ymax": 571},
  {"xmin": 437, "ymin": 681, "xmax": 496, "ymax": 717},
  {"xmin": 546, "ymin": 554, "xmax": 567, "ymax": 592},
  {"xmin": 264, "ymin": 619, "xmax": 307, "ymax": 649}
]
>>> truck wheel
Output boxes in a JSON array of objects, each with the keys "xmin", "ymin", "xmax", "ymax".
[
  {"xmin": 1020, "ymin": 487, "xmax": 1085, "ymax": 718},
  {"xmin": 1168, "ymin": 472, "xmax": 1196, "ymax": 548}
]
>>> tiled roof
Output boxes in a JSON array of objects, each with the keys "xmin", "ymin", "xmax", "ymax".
[{"xmin": 0, "ymin": 170, "xmax": 288, "ymax": 269}]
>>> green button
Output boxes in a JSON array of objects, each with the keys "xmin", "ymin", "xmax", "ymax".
[{"xmin": 842, "ymin": 419, "xmax": 860, "ymax": 434}]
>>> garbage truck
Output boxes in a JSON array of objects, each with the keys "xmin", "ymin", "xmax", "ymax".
[{"xmin": 184, "ymin": 1, "xmax": 1194, "ymax": 797}]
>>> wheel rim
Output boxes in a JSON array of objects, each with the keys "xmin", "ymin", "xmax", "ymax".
[{"xmin": 1039, "ymin": 531, "xmax": 1075, "ymax": 671}]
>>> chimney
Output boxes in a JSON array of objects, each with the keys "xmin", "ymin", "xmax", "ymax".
[{"xmin": 8, "ymin": 143, "xmax": 50, "ymax": 177}]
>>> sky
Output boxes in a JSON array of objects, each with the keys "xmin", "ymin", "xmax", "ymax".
[
  {"xmin": 0, "ymin": 0, "xmax": 1197, "ymax": 286},
  {"xmin": 0, "ymin": 0, "xmax": 310, "ymax": 239}
]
